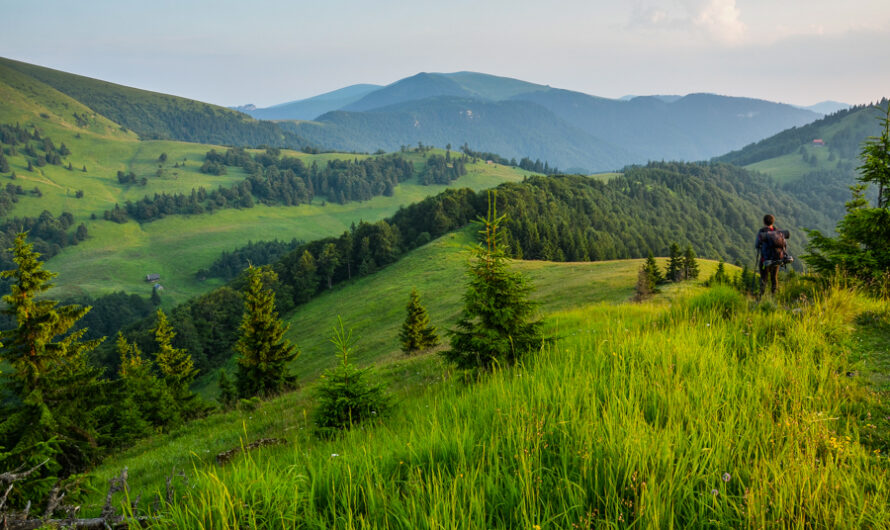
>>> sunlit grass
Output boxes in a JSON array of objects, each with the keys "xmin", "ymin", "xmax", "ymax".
[{"xmin": 137, "ymin": 286, "xmax": 889, "ymax": 528}]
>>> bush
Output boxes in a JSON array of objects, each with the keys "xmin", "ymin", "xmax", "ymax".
[{"xmin": 312, "ymin": 319, "xmax": 389, "ymax": 438}]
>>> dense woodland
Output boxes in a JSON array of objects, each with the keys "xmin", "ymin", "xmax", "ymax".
[
  {"xmin": 104, "ymin": 149, "xmax": 416, "ymax": 222},
  {"xmin": 199, "ymin": 238, "xmax": 304, "ymax": 281}
]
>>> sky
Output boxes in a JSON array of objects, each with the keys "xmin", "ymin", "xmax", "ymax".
[{"xmin": 2, "ymin": 0, "xmax": 888, "ymax": 108}]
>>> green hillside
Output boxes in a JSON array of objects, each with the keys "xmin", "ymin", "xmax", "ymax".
[
  {"xmin": 82, "ymin": 230, "xmax": 889, "ymax": 528},
  {"xmin": 87, "ymin": 228, "xmax": 735, "ymax": 504},
  {"xmin": 0, "ymin": 60, "xmax": 532, "ymax": 305},
  {"xmin": 713, "ymin": 102, "xmax": 889, "ymax": 220},
  {"xmin": 0, "ymin": 57, "xmax": 307, "ymax": 147}
]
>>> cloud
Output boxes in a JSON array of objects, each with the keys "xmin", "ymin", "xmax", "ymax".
[{"xmin": 630, "ymin": 0, "xmax": 747, "ymax": 44}]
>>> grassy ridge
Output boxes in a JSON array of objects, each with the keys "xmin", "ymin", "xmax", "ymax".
[
  {"xmin": 86, "ymin": 229, "xmax": 731, "ymax": 508},
  {"xmin": 138, "ymin": 285, "xmax": 890, "ymax": 528}
]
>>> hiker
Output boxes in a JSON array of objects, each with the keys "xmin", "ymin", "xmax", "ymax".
[{"xmin": 755, "ymin": 214, "xmax": 786, "ymax": 296}]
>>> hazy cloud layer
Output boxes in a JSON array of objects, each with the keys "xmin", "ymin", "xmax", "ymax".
[{"xmin": 1, "ymin": 0, "xmax": 887, "ymax": 107}]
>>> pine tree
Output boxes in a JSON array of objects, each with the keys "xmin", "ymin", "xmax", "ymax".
[
  {"xmin": 399, "ymin": 288, "xmax": 439, "ymax": 354},
  {"xmin": 444, "ymin": 191, "xmax": 542, "ymax": 370},
  {"xmin": 683, "ymin": 245, "xmax": 700, "ymax": 280},
  {"xmin": 708, "ymin": 261, "xmax": 730, "ymax": 285},
  {"xmin": 667, "ymin": 242, "xmax": 684, "ymax": 282},
  {"xmin": 804, "ymin": 104, "xmax": 890, "ymax": 292},
  {"xmin": 293, "ymin": 249, "xmax": 318, "ymax": 303},
  {"xmin": 150, "ymin": 286, "xmax": 162, "ymax": 306},
  {"xmin": 644, "ymin": 251, "xmax": 664, "ymax": 286},
  {"xmin": 153, "ymin": 308, "xmax": 197, "ymax": 401},
  {"xmin": 115, "ymin": 332, "xmax": 180, "ymax": 429},
  {"xmin": 0, "ymin": 233, "xmax": 104, "ymax": 504},
  {"xmin": 313, "ymin": 318, "xmax": 389, "ymax": 437},
  {"xmin": 235, "ymin": 266, "xmax": 298, "ymax": 398}
]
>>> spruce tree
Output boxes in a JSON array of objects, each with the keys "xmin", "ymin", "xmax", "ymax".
[
  {"xmin": 0, "ymin": 233, "xmax": 104, "ymax": 503},
  {"xmin": 153, "ymin": 308, "xmax": 197, "ymax": 402},
  {"xmin": 667, "ymin": 242, "xmax": 684, "ymax": 282},
  {"xmin": 235, "ymin": 265, "xmax": 298, "ymax": 398},
  {"xmin": 708, "ymin": 261, "xmax": 730, "ymax": 285},
  {"xmin": 444, "ymin": 191, "xmax": 542, "ymax": 370},
  {"xmin": 644, "ymin": 251, "xmax": 664, "ymax": 286},
  {"xmin": 293, "ymin": 249, "xmax": 319, "ymax": 303},
  {"xmin": 313, "ymin": 318, "xmax": 389, "ymax": 437},
  {"xmin": 804, "ymin": 104, "xmax": 890, "ymax": 292},
  {"xmin": 399, "ymin": 288, "xmax": 439, "ymax": 354},
  {"xmin": 683, "ymin": 245, "xmax": 700, "ymax": 280},
  {"xmin": 116, "ymin": 332, "xmax": 180, "ymax": 429}
]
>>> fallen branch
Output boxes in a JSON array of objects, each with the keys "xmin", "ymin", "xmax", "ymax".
[{"xmin": 216, "ymin": 437, "xmax": 287, "ymax": 465}]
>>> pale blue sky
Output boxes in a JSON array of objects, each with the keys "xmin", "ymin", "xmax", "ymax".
[{"xmin": 2, "ymin": 0, "xmax": 888, "ymax": 107}]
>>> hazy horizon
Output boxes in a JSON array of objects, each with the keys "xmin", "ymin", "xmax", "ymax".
[{"xmin": 2, "ymin": 0, "xmax": 888, "ymax": 108}]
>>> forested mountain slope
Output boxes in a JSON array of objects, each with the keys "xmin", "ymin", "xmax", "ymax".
[
  {"xmin": 714, "ymin": 100, "xmax": 888, "ymax": 220},
  {"xmin": 271, "ymin": 71, "xmax": 820, "ymax": 171}
]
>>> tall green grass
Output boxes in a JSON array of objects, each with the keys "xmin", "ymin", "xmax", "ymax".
[{"xmin": 138, "ymin": 286, "xmax": 889, "ymax": 528}]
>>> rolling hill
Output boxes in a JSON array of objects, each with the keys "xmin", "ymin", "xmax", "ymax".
[
  {"xmin": 87, "ymin": 226, "xmax": 739, "ymax": 501},
  {"xmin": 254, "ymin": 71, "xmax": 821, "ymax": 172},
  {"xmin": 0, "ymin": 57, "xmax": 310, "ymax": 148},
  {"xmin": 0, "ymin": 58, "xmax": 532, "ymax": 306}
]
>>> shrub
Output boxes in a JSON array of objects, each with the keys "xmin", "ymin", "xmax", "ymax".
[{"xmin": 312, "ymin": 318, "xmax": 389, "ymax": 438}]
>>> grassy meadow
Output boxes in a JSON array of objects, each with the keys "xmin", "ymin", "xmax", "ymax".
[
  {"xmin": 83, "ymin": 230, "xmax": 754, "ymax": 522},
  {"xmin": 86, "ymin": 273, "xmax": 890, "ymax": 528},
  {"xmin": 746, "ymin": 145, "xmax": 836, "ymax": 184}
]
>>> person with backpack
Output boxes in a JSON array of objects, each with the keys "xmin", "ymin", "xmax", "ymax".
[{"xmin": 755, "ymin": 214, "xmax": 788, "ymax": 296}]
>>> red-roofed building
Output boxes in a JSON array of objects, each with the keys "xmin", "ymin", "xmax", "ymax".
[{"xmin": 812, "ymin": 139, "xmax": 825, "ymax": 146}]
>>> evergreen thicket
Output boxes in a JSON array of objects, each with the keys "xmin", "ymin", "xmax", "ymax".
[
  {"xmin": 0, "ymin": 234, "xmax": 104, "ymax": 506},
  {"xmin": 399, "ymin": 288, "xmax": 439, "ymax": 354},
  {"xmin": 804, "ymin": 104, "xmax": 890, "ymax": 294}
]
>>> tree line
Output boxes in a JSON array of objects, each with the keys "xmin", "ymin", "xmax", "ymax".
[
  {"xmin": 459, "ymin": 143, "xmax": 561, "ymax": 174},
  {"xmin": 103, "ymin": 149, "xmax": 415, "ymax": 223}
]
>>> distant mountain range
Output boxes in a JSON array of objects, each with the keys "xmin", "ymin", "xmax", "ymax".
[{"xmin": 240, "ymin": 72, "xmax": 824, "ymax": 171}]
